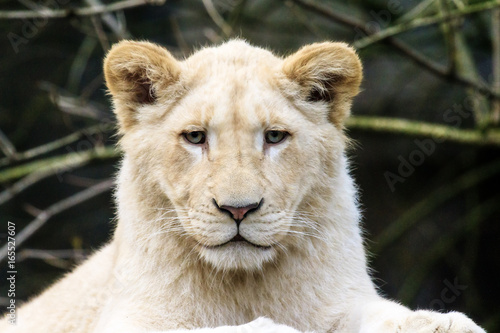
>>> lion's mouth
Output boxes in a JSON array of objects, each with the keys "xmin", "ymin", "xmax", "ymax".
[
  {"xmin": 204, "ymin": 234, "xmax": 272, "ymax": 249},
  {"xmin": 230, "ymin": 234, "xmax": 246, "ymax": 242}
]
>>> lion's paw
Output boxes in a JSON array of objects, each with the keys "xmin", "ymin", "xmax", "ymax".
[
  {"xmin": 398, "ymin": 311, "xmax": 485, "ymax": 333},
  {"xmin": 238, "ymin": 317, "xmax": 303, "ymax": 333}
]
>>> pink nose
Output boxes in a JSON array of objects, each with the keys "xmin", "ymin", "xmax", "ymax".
[
  {"xmin": 215, "ymin": 200, "xmax": 262, "ymax": 224},
  {"xmin": 220, "ymin": 204, "xmax": 256, "ymax": 221}
]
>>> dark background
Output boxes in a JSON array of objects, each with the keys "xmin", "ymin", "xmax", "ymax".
[{"xmin": 0, "ymin": 0, "xmax": 499, "ymax": 330}]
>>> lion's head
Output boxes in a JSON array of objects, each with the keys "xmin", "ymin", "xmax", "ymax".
[{"xmin": 104, "ymin": 40, "xmax": 362, "ymax": 271}]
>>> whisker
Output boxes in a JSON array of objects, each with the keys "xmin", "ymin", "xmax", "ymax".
[{"xmin": 275, "ymin": 228, "xmax": 328, "ymax": 243}]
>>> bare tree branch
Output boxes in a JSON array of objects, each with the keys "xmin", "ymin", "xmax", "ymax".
[
  {"xmin": 284, "ymin": 1, "xmax": 331, "ymax": 40},
  {"xmin": 0, "ymin": 123, "xmax": 114, "ymax": 167},
  {"xmin": 437, "ymin": 0, "xmax": 457, "ymax": 73},
  {"xmin": 387, "ymin": 39, "xmax": 500, "ymax": 101},
  {"xmin": 0, "ymin": 146, "xmax": 118, "ymax": 183},
  {"xmin": 85, "ymin": 0, "xmax": 132, "ymax": 40},
  {"xmin": 0, "ymin": 168, "xmax": 73, "ymax": 205},
  {"xmin": 18, "ymin": 248, "xmax": 88, "ymax": 261},
  {"xmin": 288, "ymin": 0, "xmax": 500, "ymax": 101},
  {"xmin": 202, "ymin": 0, "xmax": 233, "ymax": 38},
  {"xmin": 0, "ymin": 0, "xmax": 166, "ymax": 19},
  {"xmin": 346, "ymin": 116, "xmax": 500, "ymax": 146},
  {"xmin": 0, "ymin": 129, "xmax": 16, "ymax": 159},
  {"xmin": 66, "ymin": 37, "xmax": 100, "ymax": 93},
  {"xmin": 0, "ymin": 179, "xmax": 113, "ymax": 263},
  {"xmin": 287, "ymin": 0, "xmax": 365, "ymax": 31},
  {"xmin": 354, "ymin": 0, "xmax": 500, "ymax": 49},
  {"xmin": 394, "ymin": 0, "xmax": 435, "ymax": 24},
  {"xmin": 16, "ymin": 0, "xmax": 42, "ymax": 11},
  {"xmin": 170, "ymin": 16, "xmax": 191, "ymax": 56}
]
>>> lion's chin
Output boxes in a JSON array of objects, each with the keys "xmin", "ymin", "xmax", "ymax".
[{"xmin": 198, "ymin": 241, "xmax": 277, "ymax": 271}]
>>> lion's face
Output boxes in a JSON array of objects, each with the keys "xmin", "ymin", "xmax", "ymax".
[
  {"xmin": 104, "ymin": 40, "xmax": 362, "ymax": 271},
  {"xmin": 153, "ymin": 71, "xmax": 329, "ymax": 271}
]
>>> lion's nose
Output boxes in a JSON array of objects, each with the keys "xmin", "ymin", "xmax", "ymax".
[{"xmin": 213, "ymin": 199, "xmax": 263, "ymax": 225}]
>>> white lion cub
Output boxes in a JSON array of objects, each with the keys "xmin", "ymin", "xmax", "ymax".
[{"xmin": 0, "ymin": 40, "xmax": 485, "ymax": 333}]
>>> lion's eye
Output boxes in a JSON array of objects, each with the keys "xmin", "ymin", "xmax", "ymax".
[
  {"xmin": 183, "ymin": 131, "xmax": 206, "ymax": 145},
  {"xmin": 265, "ymin": 130, "xmax": 288, "ymax": 144}
]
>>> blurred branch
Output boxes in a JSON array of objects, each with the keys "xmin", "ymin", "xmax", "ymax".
[
  {"xmin": 450, "ymin": 0, "xmax": 466, "ymax": 10},
  {"xmin": 170, "ymin": 16, "xmax": 191, "ymax": 55},
  {"xmin": 0, "ymin": 123, "xmax": 114, "ymax": 167},
  {"xmin": 493, "ymin": 8, "xmax": 500, "ymax": 124},
  {"xmin": 81, "ymin": 74, "xmax": 105, "ymax": 100},
  {"xmin": 386, "ymin": 39, "xmax": 500, "ymax": 101},
  {"xmin": 354, "ymin": 0, "xmax": 500, "ymax": 49},
  {"xmin": 0, "ymin": 0, "xmax": 165, "ymax": 19},
  {"xmin": 18, "ymin": 248, "xmax": 88, "ymax": 268},
  {"xmin": 0, "ymin": 146, "xmax": 118, "ymax": 183},
  {"xmin": 287, "ymin": 0, "xmax": 365, "ymax": 30},
  {"xmin": 285, "ymin": 1, "xmax": 330, "ymax": 39},
  {"xmin": 16, "ymin": 0, "xmax": 129, "ymax": 40},
  {"xmin": 202, "ymin": 0, "xmax": 232, "ymax": 38},
  {"xmin": 455, "ymin": 34, "xmax": 491, "ymax": 127},
  {"xmin": 0, "ymin": 129, "xmax": 16, "ymax": 159},
  {"xmin": 372, "ymin": 158, "xmax": 500, "ymax": 253},
  {"xmin": 394, "ymin": 0, "xmax": 435, "ymax": 24},
  {"xmin": 40, "ymin": 81, "xmax": 110, "ymax": 120},
  {"xmin": 18, "ymin": 248, "xmax": 88, "ymax": 269},
  {"xmin": 459, "ymin": 152, "xmax": 482, "ymax": 312},
  {"xmin": 437, "ymin": 0, "xmax": 457, "ymax": 73},
  {"xmin": 90, "ymin": 15, "xmax": 110, "ymax": 51},
  {"xmin": 289, "ymin": 0, "xmax": 500, "ymax": 102},
  {"xmin": 18, "ymin": 248, "xmax": 88, "ymax": 262},
  {"xmin": 0, "ymin": 168, "xmax": 72, "ymax": 205},
  {"xmin": 226, "ymin": 0, "xmax": 247, "ymax": 28},
  {"xmin": 484, "ymin": 313, "xmax": 500, "ymax": 333},
  {"xmin": 397, "ymin": 195, "xmax": 500, "ymax": 303},
  {"xmin": 17, "ymin": 0, "xmax": 41, "ymax": 11},
  {"xmin": 0, "ymin": 179, "xmax": 113, "ymax": 263},
  {"xmin": 0, "ymin": 147, "xmax": 113, "ymax": 204},
  {"xmin": 435, "ymin": 0, "xmax": 491, "ymax": 127},
  {"xmin": 346, "ymin": 116, "xmax": 500, "ymax": 146},
  {"xmin": 85, "ymin": 0, "xmax": 131, "ymax": 40},
  {"xmin": 67, "ymin": 37, "xmax": 99, "ymax": 93}
]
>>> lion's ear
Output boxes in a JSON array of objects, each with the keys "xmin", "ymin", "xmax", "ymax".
[
  {"xmin": 104, "ymin": 40, "xmax": 180, "ymax": 132},
  {"xmin": 282, "ymin": 42, "xmax": 362, "ymax": 126}
]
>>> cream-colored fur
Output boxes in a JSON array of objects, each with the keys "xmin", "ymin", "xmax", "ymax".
[{"xmin": 0, "ymin": 40, "xmax": 485, "ymax": 333}]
